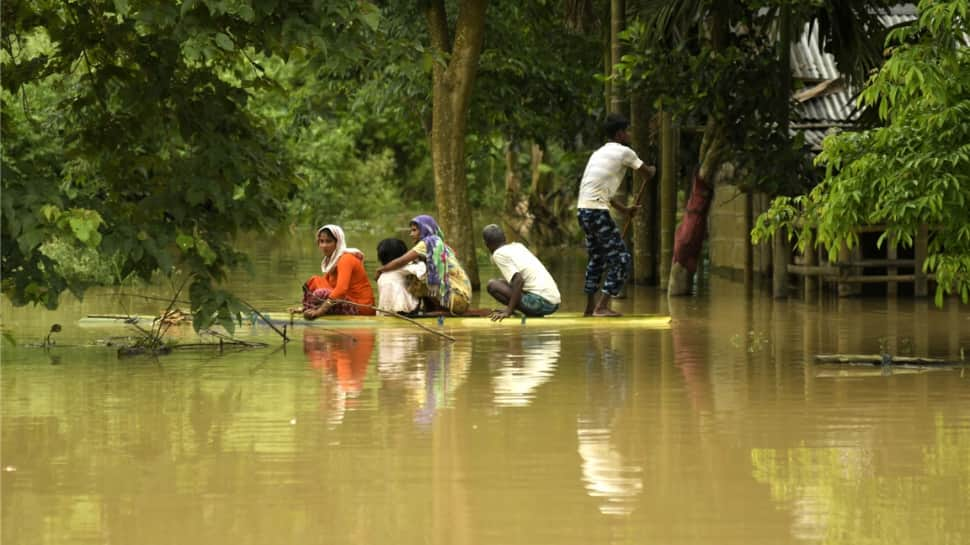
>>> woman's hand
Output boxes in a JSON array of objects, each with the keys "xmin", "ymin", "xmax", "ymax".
[{"xmin": 374, "ymin": 266, "xmax": 384, "ymax": 281}]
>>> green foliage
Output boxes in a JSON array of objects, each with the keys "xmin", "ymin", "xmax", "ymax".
[
  {"xmin": 1, "ymin": 0, "xmax": 376, "ymax": 328},
  {"xmin": 247, "ymin": 58, "xmax": 404, "ymax": 227},
  {"xmin": 753, "ymin": 0, "xmax": 970, "ymax": 304}
]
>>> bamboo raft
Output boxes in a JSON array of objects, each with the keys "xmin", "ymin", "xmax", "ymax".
[{"xmin": 79, "ymin": 312, "xmax": 673, "ymax": 332}]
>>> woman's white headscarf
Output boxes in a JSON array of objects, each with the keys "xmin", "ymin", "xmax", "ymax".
[{"xmin": 317, "ymin": 224, "xmax": 364, "ymax": 275}]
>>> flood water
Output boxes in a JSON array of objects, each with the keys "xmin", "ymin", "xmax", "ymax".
[{"xmin": 2, "ymin": 231, "xmax": 969, "ymax": 545}]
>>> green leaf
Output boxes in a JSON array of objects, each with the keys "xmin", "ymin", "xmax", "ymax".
[
  {"xmin": 195, "ymin": 239, "xmax": 217, "ymax": 265},
  {"xmin": 40, "ymin": 205, "xmax": 61, "ymax": 223},
  {"xmin": 214, "ymin": 33, "xmax": 235, "ymax": 52},
  {"xmin": 176, "ymin": 233, "xmax": 195, "ymax": 250},
  {"xmin": 358, "ymin": 7, "xmax": 380, "ymax": 31}
]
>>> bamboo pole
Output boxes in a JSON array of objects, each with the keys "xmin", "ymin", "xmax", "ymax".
[
  {"xmin": 659, "ymin": 111, "xmax": 676, "ymax": 288},
  {"xmin": 744, "ymin": 192, "xmax": 754, "ymax": 294},
  {"xmin": 328, "ymin": 299, "xmax": 457, "ymax": 342}
]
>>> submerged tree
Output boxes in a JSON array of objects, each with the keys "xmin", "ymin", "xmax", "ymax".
[{"xmin": 754, "ymin": 0, "xmax": 970, "ymax": 304}]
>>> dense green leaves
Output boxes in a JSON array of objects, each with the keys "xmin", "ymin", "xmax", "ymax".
[
  {"xmin": 753, "ymin": 0, "xmax": 970, "ymax": 304},
  {"xmin": 1, "ymin": 0, "xmax": 376, "ymax": 327}
]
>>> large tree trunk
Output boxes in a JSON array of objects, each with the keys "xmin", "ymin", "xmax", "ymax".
[
  {"xmin": 426, "ymin": 0, "xmax": 488, "ymax": 289},
  {"xmin": 667, "ymin": 6, "xmax": 730, "ymax": 296}
]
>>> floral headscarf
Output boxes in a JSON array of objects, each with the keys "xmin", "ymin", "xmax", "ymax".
[
  {"xmin": 410, "ymin": 215, "xmax": 454, "ymax": 300},
  {"xmin": 317, "ymin": 224, "xmax": 364, "ymax": 275}
]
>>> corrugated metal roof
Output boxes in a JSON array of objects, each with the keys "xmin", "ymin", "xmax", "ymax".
[
  {"xmin": 791, "ymin": 3, "xmax": 918, "ymax": 145},
  {"xmin": 801, "ymin": 128, "xmax": 830, "ymax": 150},
  {"xmin": 797, "ymin": 87, "xmax": 859, "ymax": 122},
  {"xmin": 791, "ymin": 5, "xmax": 918, "ymax": 82},
  {"xmin": 791, "ymin": 23, "xmax": 839, "ymax": 81}
]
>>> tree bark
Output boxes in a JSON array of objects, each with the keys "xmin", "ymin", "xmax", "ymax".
[
  {"xmin": 668, "ymin": 7, "xmax": 730, "ymax": 296},
  {"xmin": 425, "ymin": 0, "xmax": 488, "ymax": 289}
]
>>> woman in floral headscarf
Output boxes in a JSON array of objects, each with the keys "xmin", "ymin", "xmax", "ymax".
[
  {"xmin": 301, "ymin": 224, "xmax": 376, "ymax": 319},
  {"xmin": 374, "ymin": 214, "xmax": 472, "ymax": 315}
]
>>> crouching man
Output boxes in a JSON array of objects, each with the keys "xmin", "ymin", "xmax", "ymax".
[{"xmin": 482, "ymin": 224, "xmax": 561, "ymax": 321}]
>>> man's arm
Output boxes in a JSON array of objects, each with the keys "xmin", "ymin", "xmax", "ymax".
[{"xmin": 610, "ymin": 164, "xmax": 657, "ymax": 214}]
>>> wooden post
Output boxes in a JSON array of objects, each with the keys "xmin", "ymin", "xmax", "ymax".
[
  {"xmin": 837, "ymin": 242, "xmax": 861, "ymax": 297},
  {"xmin": 659, "ymin": 111, "xmax": 676, "ymax": 288},
  {"xmin": 803, "ymin": 230, "xmax": 818, "ymax": 301},
  {"xmin": 914, "ymin": 224, "xmax": 929, "ymax": 297},
  {"xmin": 772, "ymin": 231, "xmax": 789, "ymax": 298},
  {"xmin": 887, "ymin": 233, "xmax": 898, "ymax": 297},
  {"xmin": 744, "ymin": 192, "xmax": 754, "ymax": 293}
]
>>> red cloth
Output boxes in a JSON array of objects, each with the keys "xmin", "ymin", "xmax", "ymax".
[{"xmin": 672, "ymin": 171, "xmax": 713, "ymax": 274}]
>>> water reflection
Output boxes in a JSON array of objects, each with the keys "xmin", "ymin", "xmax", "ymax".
[
  {"xmin": 373, "ymin": 329, "xmax": 471, "ymax": 429},
  {"xmin": 303, "ymin": 329, "xmax": 374, "ymax": 426},
  {"xmin": 3, "ymin": 256, "xmax": 968, "ymax": 545},
  {"xmin": 491, "ymin": 332, "xmax": 560, "ymax": 408},
  {"xmin": 577, "ymin": 332, "xmax": 643, "ymax": 516}
]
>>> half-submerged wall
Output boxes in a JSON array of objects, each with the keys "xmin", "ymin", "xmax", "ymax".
[{"xmin": 707, "ymin": 184, "xmax": 771, "ymax": 280}]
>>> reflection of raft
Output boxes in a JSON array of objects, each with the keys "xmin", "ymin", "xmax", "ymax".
[{"xmin": 81, "ymin": 312, "xmax": 672, "ymax": 331}]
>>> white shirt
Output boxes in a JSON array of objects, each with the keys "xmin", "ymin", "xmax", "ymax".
[
  {"xmin": 377, "ymin": 261, "xmax": 426, "ymax": 315},
  {"xmin": 491, "ymin": 242, "xmax": 561, "ymax": 304},
  {"xmin": 577, "ymin": 142, "xmax": 643, "ymax": 210}
]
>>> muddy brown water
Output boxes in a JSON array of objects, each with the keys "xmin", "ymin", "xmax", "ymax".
[{"xmin": 2, "ymin": 231, "xmax": 968, "ymax": 545}]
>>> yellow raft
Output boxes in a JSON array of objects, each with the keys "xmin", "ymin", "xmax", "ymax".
[{"xmin": 80, "ymin": 312, "xmax": 672, "ymax": 332}]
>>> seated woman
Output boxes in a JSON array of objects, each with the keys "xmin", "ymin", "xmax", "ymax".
[
  {"xmin": 375, "ymin": 238, "xmax": 427, "ymax": 316},
  {"xmin": 375, "ymin": 215, "xmax": 472, "ymax": 315},
  {"xmin": 302, "ymin": 224, "xmax": 376, "ymax": 319}
]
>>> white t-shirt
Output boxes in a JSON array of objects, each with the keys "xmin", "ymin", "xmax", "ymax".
[
  {"xmin": 577, "ymin": 142, "xmax": 644, "ymax": 210},
  {"xmin": 377, "ymin": 261, "xmax": 426, "ymax": 314},
  {"xmin": 491, "ymin": 242, "xmax": 561, "ymax": 304}
]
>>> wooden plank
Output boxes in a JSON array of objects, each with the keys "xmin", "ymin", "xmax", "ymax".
[
  {"xmin": 787, "ymin": 264, "xmax": 839, "ymax": 276},
  {"xmin": 837, "ymin": 259, "xmax": 915, "ymax": 268},
  {"xmin": 815, "ymin": 354, "xmax": 953, "ymax": 365}
]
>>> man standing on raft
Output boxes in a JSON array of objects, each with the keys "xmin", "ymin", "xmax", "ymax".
[{"xmin": 577, "ymin": 113, "xmax": 656, "ymax": 317}]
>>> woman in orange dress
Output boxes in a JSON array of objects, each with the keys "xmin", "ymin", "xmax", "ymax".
[{"xmin": 302, "ymin": 224, "xmax": 376, "ymax": 319}]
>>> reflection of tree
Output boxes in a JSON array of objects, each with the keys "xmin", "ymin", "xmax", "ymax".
[
  {"xmin": 491, "ymin": 332, "xmax": 561, "ymax": 408},
  {"xmin": 189, "ymin": 382, "xmax": 242, "ymax": 452},
  {"xmin": 751, "ymin": 416, "xmax": 970, "ymax": 544},
  {"xmin": 303, "ymin": 329, "xmax": 375, "ymax": 426},
  {"xmin": 576, "ymin": 332, "xmax": 643, "ymax": 516}
]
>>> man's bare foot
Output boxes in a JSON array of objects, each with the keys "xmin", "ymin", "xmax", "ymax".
[{"xmin": 592, "ymin": 307, "xmax": 623, "ymax": 317}]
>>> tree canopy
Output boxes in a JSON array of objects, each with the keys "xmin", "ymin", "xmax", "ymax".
[{"xmin": 1, "ymin": 0, "xmax": 379, "ymax": 330}]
